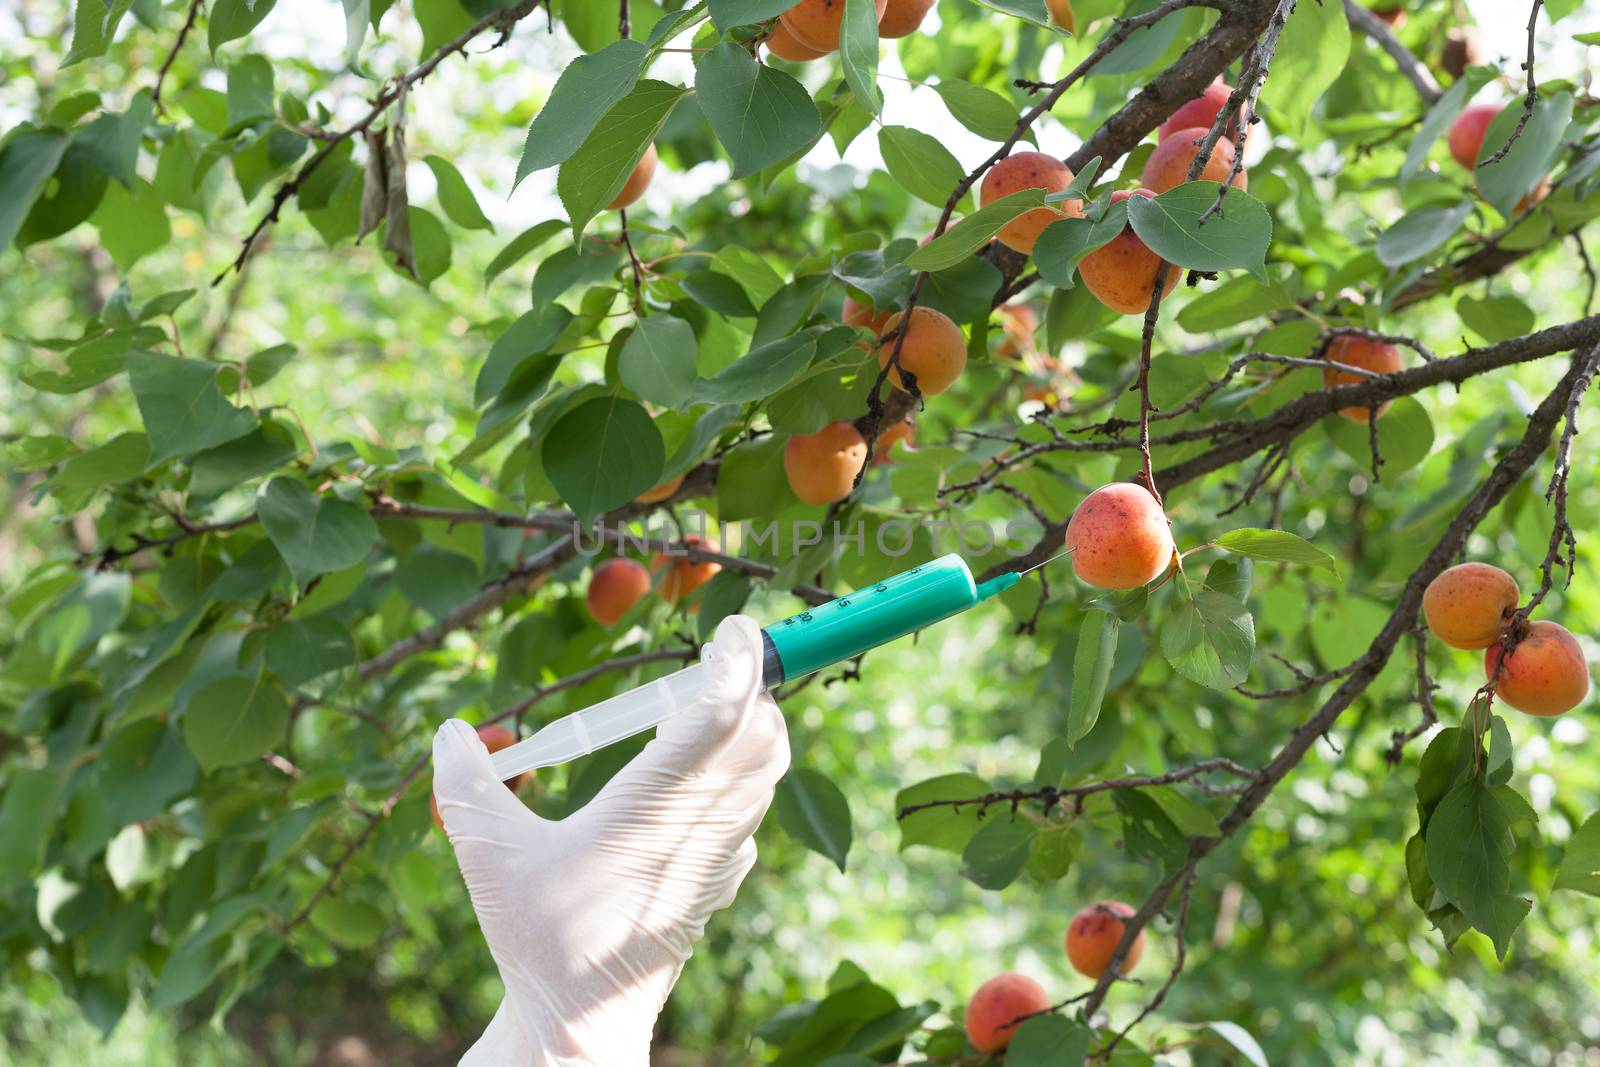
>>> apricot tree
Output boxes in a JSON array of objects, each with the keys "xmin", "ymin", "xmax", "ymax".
[{"xmin": 2, "ymin": 0, "xmax": 1599, "ymax": 1063}]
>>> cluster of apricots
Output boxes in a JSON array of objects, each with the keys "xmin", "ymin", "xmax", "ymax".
[
  {"xmin": 584, "ymin": 534, "xmax": 723, "ymax": 625},
  {"xmin": 1423, "ymin": 562, "xmax": 1592, "ymax": 717},
  {"xmin": 969, "ymin": 78, "xmax": 1246, "ymax": 320},
  {"xmin": 767, "ymin": 0, "xmax": 933, "ymax": 61},
  {"xmin": 964, "ymin": 901, "xmax": 1145, "ymax": 1053},
  {"xmin": 1448, "ymin": 102, "xmax": 1551, "ymax": 213},
  {"xmin": 431, "ymin": 724, "xmax": 525, "ymax": 830}
]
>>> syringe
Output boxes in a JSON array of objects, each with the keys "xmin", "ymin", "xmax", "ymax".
[{"xmin": 488, "ymin": 553, "xmax": 1043, "ymax": 780}]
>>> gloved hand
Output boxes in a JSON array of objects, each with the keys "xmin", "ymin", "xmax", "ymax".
[{"xmin": 431, "ymin": 615, "xmax": 790, "ymax": 1067}]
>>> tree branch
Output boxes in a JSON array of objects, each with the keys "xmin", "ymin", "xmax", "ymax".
[
  {"xmin": 1343, "ymin": 0, "xmax": 1443, "ymax": 105},
  {"xmin": 152, "ymin": 0, "xmax": 205, "ymax": 110}
]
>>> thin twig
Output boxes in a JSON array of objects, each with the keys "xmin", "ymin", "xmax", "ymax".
[
  {"xmin": 1342, "ymin": 0, "xmax": 1443, "ymax": 104},
  {"xmin": 152, "ymin": 0, "xmax": 205, "ymax": 110},
  {"xmin": 1479, "ymin": 0, "xmax": 1543, "ymax": 167}
]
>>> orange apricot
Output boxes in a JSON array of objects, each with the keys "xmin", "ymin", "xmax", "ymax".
[
  {"xmin": 1486, "ymin": 621, "xmax": 1591, "ymax": 717},
  {"xmin": 965, "ymin": 973, "xmax": 1052, "ymax": 1054},
  {"xmin": 653, "ymin": 534, "xmax": 722, "ymax": 607},
  {"xmin": 1141, "ymin": 127, "xmax": 1245, "ymax": 194},
  {"xmin": 978, "ymin": 152, "xmax": 1083, "ymax": 255},
  {"xmin": 1066, "ymin": 900, "xmax": 1145, "ymax": 979},
  {"xmin": 1158, "ymin": 79, "xmax": 1237, "ymax": 142},
  {"xmin": 1448, "ymin": 104, "xmax": 1501, "ymax": 169},
  {"xmin": 1423, "ymin": 563, "xmax": 1520, "ymax": 650},
  {"xmin": 1515, "ymin": 176, "xmax": 1551, "ymax": 214},
  {"xmin": 432, "ymin": 724, "xmax": 526, "ymax": 831},
  {"xmin": 1077, "ymin": 188, "xmax": 1182, "ymax": 315},
  {"xmin": 843, "ymin": 293, "xmax": 894, "ymax": 336},
  {"xmin": 873, "ymin": 419, "xmax": 915, "ymax": 464},
  {"xmin": 607, "ymin": 144, "xmax": 658, "ymax": 210},
  {"xmin": 1065, "ymin": 482, "xmax": 1173, "ymax": 590},
  {"xmin": 635, "ymin": 472, "xmax": 685, "ymax": 504},
  {"xmin": 784, "ymin": 421, "xmax": 868, "ymax": 505},
  {"xmin": 586, "ymin": 557, "xmax": 652, "ymax": 627},
  {"xmin": 879, "ymin": 0, "xmax": 935, "ymax": 37},
  {"xmin": 780, "ymin": 0, "xmax": 888, "ymax": 52},
  {"xmin": 1322, "ymin": 335, "xmax": 1403, "ymax": 423},
  {"xmin": 878, "ymin": 306, "xmax": 967, "ymax": 396},
  {"xmin": 766, "ymin": 20, "xmax": 827, "ymax": 61},
  {"xmin": 1371, "ymin": 4, "xmax": 1406, "ymax": 28},
  {"xmin": 1045, "ymin": 0, "xmax": 1075, "ymax": 31}
]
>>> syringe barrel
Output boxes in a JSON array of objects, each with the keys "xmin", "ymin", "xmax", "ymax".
[
  {"xmin": 488, "ymin": 662, "xmax": 710, "ymax": 779},
  {"xmin": 759, "ymin": 553, "xmax": 978, "ymax": 684}
]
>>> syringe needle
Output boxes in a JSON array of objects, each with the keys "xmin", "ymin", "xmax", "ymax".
[{"xmin": 1014, "ymin": 547, "xmax": 1073, "ymax": 577}]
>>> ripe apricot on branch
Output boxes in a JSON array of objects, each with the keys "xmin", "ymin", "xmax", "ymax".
[
  {"xmin": 1423, "ymin": 563, "xmax": 1520, "ymax": 649},
  {"xmin": 1158, "ymin": 79, "xmax": 1237, "ymax": 142},
  {"xmin": 1065, "ymin": 482, "xmax": 1174, "ymax": 590},
  {"xmin": 653, "ymin": 534, "xmax": 721, "ymax": 607},
  {"xmin": 843, "ymin": 293, "xmax": 894, "ymax": 336},
  {"xmin": 1078, "ymin": 189, "xmax": 1182, "ymax": 315},
  {"xmin": 1066, "ymin": 900, "xmax": 1145, "ymax": 978},
  {"xmin": 964, "ymin": 972, "xmax": 1051, "ymax": 1053},
  {"xmin": 1045, "ymin": 0, "xmax": 1075, "ymax": 32},
  {"xmin": 607, "ymin": 144, "xmax": 658, "ymax": 210},
  {"xmin": 586, "ymin": 558, "xmax": 652, "ymax": 627},
  {"xmin": 635, "ymin": 472, "xmax": 685, "ymax": 504},
  {"xmin": 1321, "ymin": 335, "xmax": 1403, "ymax": 423},
  {"xmin": 766, "ymin": 21, "xmax": 827, "ymax": 61},
  {"xmin": 874, "ymin": 419, "xmax": 915, "ymax": 464},
  {"xmin": 979, "ymin": 152, "xmax": 1082, "ymax": 255},
  {"xmin": 780, "ymin": 0, "xmax": 888, "ymax": 52},
  {"xmin": 785, "ymin": 421, "xmax": 869, "ymax": 505},
  {"xmin": 1141, "ymin": 128, "xmax": 1245, "ymax": 194},
  {"xmin": 1448, "ymin": 104, "xmax": 1501, "ymax": 169},
  {"xmin": 879, "ymin": 0, "xmax": 936, "ymax": 37},
  {"xmin": 432, "ymin": 725, "xmax": 525, "ymax": 830},
  {"xmin": 878, "ymin": 306, "xmax": 968, "ymax": 396},
  {"xmin": 1486, "ymin": 620, "xmax": 1591, "ymax": 717}
]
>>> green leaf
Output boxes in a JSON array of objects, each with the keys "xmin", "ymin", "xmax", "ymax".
[
  {"xmin": 1146, "ymin": 784, "xmax": 1220, "ymax": 837},
  {"xmin": 225, "ymin": 55, "xmax": 276, "ymax": 129},
  {"xmin": 91, "ymin": 177, "xmax": 171, "ymax": 270},
  {"xmin": 98, "ymin": 720, "xmax": 198, "ymax": 826},
  {"xmin": 1214, "ymin": 528, "xmax": 1339, "ymax": 576},
  {"xmin": 839, "ymin": 0, "xmax": 882, "ymax": 117},
  {"xmin": 1032, "ymin": 202, "xmax": 1128, "ymax": 289},
  {"xmin": 126, "ymin": 351, "xmax": 257, "ymax": 465},
  {"xmin": 1175, "ymin": 271, "xmax": 1298, "ymax": 331},
  {"xmin": 692, "ymin": 333, "xmax": 817, "ymax": 404},
  {"xmin": 557, "ymin": 79, "xmax": 686, "ymax": 238},
  {"xmin": 707, "ymin": 0, "xmax": 793, "ymax": 28},
  {"xmin": 878, "ymin": 126, "xmax": 967, "ymax": 209},
  {"xmin": 264, "ymin": 618, "xmax": 355, "ymax": 687},
  {"xmin": 76, "ymin": 92, "xmax": 153, "ymax": 188},
  {"xmin": 210, "ymin": 0, "xmax": 280, "ymax": 52},
  {"xmin": 717, "ymin": 435, "xmax": 798, "ymax": 520},
  {"xmin": 246, "ymin": 343, "xmax": 297, "ymax": 386},
  {"xmin": 0, "ymin": 131, "xmax": 70, "ymax": 251},
  {"xmin": 476, "ymin": 306, "xmax": 574, "ymax": 405},
  {"xmin": 1202, "ymin": 1021, "xmax": 1270, "ymax": 1067},
  {"xmin": 1004, "ymin": 1015, "xmax": 1091, "ymax": 1066},
  {"xmin": 309, "ymin": 896, "xmax": 385, "ymax": 949},
  {"xmin": 933, "ymin": 79, "xmax": 1023, "ymax": 141},
  {"xmin": 619, "ymin": 314, "xmax": 697, "ymax": 408},
  {"xmin": 64, "ymin": 0, "xmax": 134, "ymax": 65},
  {"xmin": 0, "ymin": 768, "xmax": 70, "ymax": 884},
  {"xmin": 1323, "ymin": 394, "xmax": 1435, "ymax": 477},
  {"xmin": 968, "ymin": 0, "xmax": 1054, "ymax": 29},
  {"xmin": 422, "ymin": 155, "xmax": 492, "ymax": 231},
  {"xmin": 1093, "ymin": 0, "xmax": 1185, "ymax": 76},
  {"xmin": 895, "ymin": 773, "xmax": 989, "ymax": 852},
  {"xmin": 903, "ymin": 189, "xmax": 1047, "ymax": 270},
  {"xmin": 1114, "ymin": 788, "xmax": 1189, "ymax": 872},
  {"xmin": 188, "ymin": 418, "xmax": 300, "ymax": 498},
  {"xmin": 1476, "ymin": 92, "xmax": 1574, "ymax": 217},
  {"xmin": 775, "ymin": 768, "xmax": 854, "ymax": 872},
  {"xmin": 341, "ymin": 0, "xmax": 370, "ymax": 65},
  {"xmin": 1256, "ymin": 0, "xmax": 1349, "ymax": 134},
  {"xmin": 485, "ymin": 219, "xmax": 567, "ymax": 285},
  {"xmin": 182, "ymin": 670, "xmax": 291, "ymax": 771},
  {"xmin": 1067, "ymin": 610, "xmax": 1117, "ymax": 746},
  {"xmin": 540, "ymin": 395, "xmax": 666, "ymax": 523},
  {"xmin": 515, "ymin": 40, "xmax": 648, "ymax": 183},
  {"xmin": 1457, "ymin": 294, "xmax": 1536, "ymax": 343},
  {"xmin": 1402, "ymin": 77, "xmax": 1470, "ymax": 186},
  {"xmin": 1160, "ymin": 588, "xmax": 1255, "ymax": 689},
  {"xmin": 696, "ymin": 44, "xmax": 822, "ymax": 179},
  {"xmin": 921, "ymin": 256, "xmax": 1002, "ymax": 323},
  {"xmin": 1554, "ymin": 811, "xmax": 1600, "ymax": 896},
  {"xmin": 394, "ymin": 546, "xmax": 480, "ymax": 621},
  {"xmin": 961, "ymin": 817, "xmax": 1036, "ymax": 889},
  {"xmin": 1376, "ymin": 201, "xmax": 1473, "ymax": 268},
  {"xmin": 256, "ymin": 477, "xmax": 378, "ymax": 587},
  {"xmin": 1125, "ymin": 182, "xmax": 1272, "ymax": 280},
  {"xmin": 1424, "ymin": 779, "xmax": 1532, "ymax": 960}
]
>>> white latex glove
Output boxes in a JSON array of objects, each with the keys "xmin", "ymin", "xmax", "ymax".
[{"xmin": 432, "ymin": 615, "xmax": 790, "ymax": 1067}]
